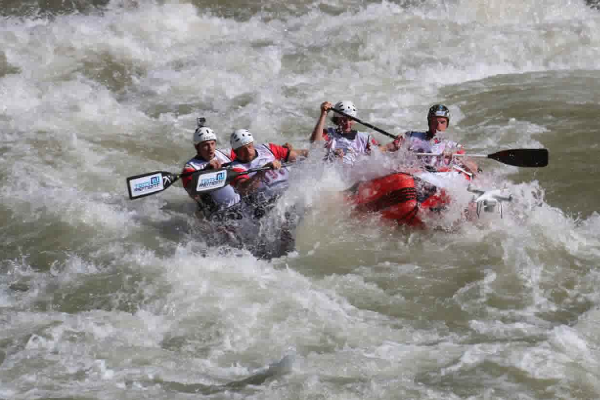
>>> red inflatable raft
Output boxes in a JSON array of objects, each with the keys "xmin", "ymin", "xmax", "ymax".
[{"xmin": 345, "ymin": 169, "xmax": 470, "ymax": 227}]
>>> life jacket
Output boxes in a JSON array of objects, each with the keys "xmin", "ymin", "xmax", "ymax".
[
  {"xmin": 182, "ymin": 149, "xmax": 241, "ymax": 218},
  {"xmin": 323, "ymin": 128, "xmax": 376, "ymax": 165},
  {"xmin": 405, "ymin": 131, "xmax": 463, "ymax": 168},
  {"xmin": 230, "ymin": 144, "xmax": 291, "ymax": 204}
]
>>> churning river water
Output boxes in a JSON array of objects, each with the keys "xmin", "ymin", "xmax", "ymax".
[{"xmin": 2, "ymin": 0, "xmax": 600, "ymax": 399}]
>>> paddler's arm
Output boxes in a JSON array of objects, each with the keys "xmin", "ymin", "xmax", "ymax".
[
  {"xmin": 233, "ymin": 172, "xmax": 266, "ymax": 196},
  {"xmin": 232, "ymin": 161, "xmax": 282, "ymax": 196},
  {"xmin": 269, "ymin": 143, "xmax": 308, "ymax": 163},
  {"xmin": 459, "ymin": 158, "xmax": 479, "ymax": 176},
  {"xmin": 310, "ymin": 101, "xmax": 332, "ymax": 143},
  {"xmin": 445, "ymin": 147, "xmax": 479, "ymax": 176},
  {"xmin": 379, "ymin": 135, "xmax": 404, "ymax": 153},
  {"xmin": 181, "ymin": 164, "xmax": 197, "ymax": 193},
  {"xmin": 289, "ymin": 149, "xmax": 309, "ymax": 159},
  {"xmin": 282, "ymin": 143, "xmax": 309, "ymax": 160}
]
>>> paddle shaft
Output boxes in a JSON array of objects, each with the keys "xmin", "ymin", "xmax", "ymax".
[
  {"xmin": 175, "ymin": 162, "xmax": 289, "ymax": 185},
  {"xmin": 414, "ymin": 153, "xmax": 487, "ymax": 158},
  {"xmin": 228, "ymin": 162, "xmax": 292, "ymax": 178},
  {"xmin": 330, "ymin": 108, "xmax": 398, "ymax": 140}
]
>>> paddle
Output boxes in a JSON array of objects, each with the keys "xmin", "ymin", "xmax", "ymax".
[
  {"xmin": 415, "ymin": 148, "xmax": 549, "ymax": 168},
  {"xmin": 330, "ymin": 108, "xmax": 399, "ymax": 140},
  {"xmin": 126, "ymin": 170, "xmax": 185, "ymax": 200},
  {"xmin": 126, "ymin": 163, "xmax": 290, "ymax": 200}
]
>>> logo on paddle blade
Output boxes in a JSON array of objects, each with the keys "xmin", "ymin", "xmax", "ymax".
[
  {"xmin": 196, "ymin": 170, "xmax": 227, "ymax": 192},
  {"xmin": 129, "ymin": 173, "xmax": 165, "ymax": 197}
]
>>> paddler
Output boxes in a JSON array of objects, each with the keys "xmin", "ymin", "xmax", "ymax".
[
  {"xmin": 228, "ymin": 129, "xmax": 309, "ymax": 259},
  {"xmin": 228, "ymin": 129, "xmax": 308, "ymax": 215},
  {"xmin": 181, "ymin": 121, "xmax": 242, "ymax": 221},
  {"xmin": 383, "ymin": 104, "xmax": 478, "ymax": 175},
  {"xmin": 310, "ymin": 101, "xmax": 380, "ymax": 165}
]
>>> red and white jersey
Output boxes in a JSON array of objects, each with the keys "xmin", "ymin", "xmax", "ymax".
[
  {"xmin": 403, "ymin": 131, "xmax": 465, "ymax": 168},
  {"xmin": 181, "ymin": 149, "xmax": 240, "ymax": 215},
  {"xmin": 230, "ymin": 143, "xmax": 291, "ymax": 198},
  {"xmin": 323, "ymin": 128, "xmax": 379, "ymax": 165}
]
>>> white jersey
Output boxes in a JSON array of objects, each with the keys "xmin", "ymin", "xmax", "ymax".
[
  {"xmin": 405, "ymin": 131, "xmax": 462, "ymax": 168},
  {"xmin": 324, "ymin": 128, "xmax": 374, "ymax": 165},
  {"xmin": 183, "ymin": 149, "xmax": 241, "ymax": 217},
  {"xmin": 230, "ymin": 143, "xmax": 291, "ymax": 201}
]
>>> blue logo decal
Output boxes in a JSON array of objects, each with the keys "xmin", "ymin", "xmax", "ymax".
[
  {"xmin": 198, "ymin": 171, "xmax": 227, "ymax": 189},
  {"xmin": 133, "ymin": 176, "xmax": 162, "ymax": 192}
]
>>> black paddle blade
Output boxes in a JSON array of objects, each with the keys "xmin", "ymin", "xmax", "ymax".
[
  {"xmin": 488, "ymin": 149, "xmax": 548, "ymax": 168},
  {"xmin": 126, "ymin": 171, "xmax": 179, "ymax": 200}
]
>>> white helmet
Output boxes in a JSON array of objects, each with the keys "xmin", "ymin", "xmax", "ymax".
[
  {"xmin": 331, "ymin": 100, "xmax": 357, "ymax": 122},
  {"xmin": 193, "ymin": 127, "xmax": 217, "ymax": 145},
  {"xmin": 230, "ymin": 129, "xmax": 254, "ymax": 150}
]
